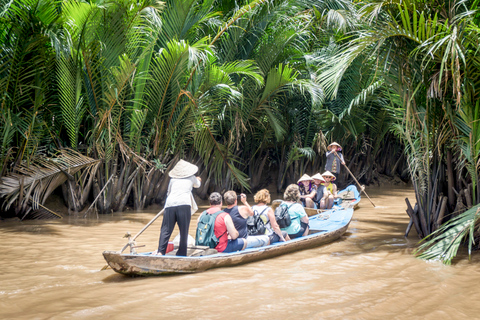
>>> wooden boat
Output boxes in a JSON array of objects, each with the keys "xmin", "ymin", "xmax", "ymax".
[
  {"xmin": 102, "ymin": 207, "xmax": 354, "ymax": 276},
  {"xmin": 304, "ymin": 185, "xmax": 361, "ymax": 216}
]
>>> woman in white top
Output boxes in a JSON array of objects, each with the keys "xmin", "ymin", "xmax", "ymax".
[
  {"xmin": 154, "ymin": 160, "xmax": 201, "ymax": 256},
  {"xmin": 251, "ymin": 189, "xmax": 289, "ymax": 243}
]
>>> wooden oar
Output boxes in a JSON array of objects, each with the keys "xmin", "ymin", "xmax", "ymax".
[
  {"xmin": 101, "ymin": 208, "xmax": 165, "ymax": 270},
  {"xmin": 333, "ymin": 151, "xmax": 376, "ymax": 208},
  {"xmin": 120, "ymin": 208, "xmax": 165, "ymax": 253}
]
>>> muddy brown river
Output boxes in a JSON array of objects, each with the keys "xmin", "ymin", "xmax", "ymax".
[{"xmin": 1, "ymin": 185, "xmax": 480, "ymax": 319}]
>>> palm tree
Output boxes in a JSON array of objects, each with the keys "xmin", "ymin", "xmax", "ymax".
[
  {"xmin": 317, "ymin": 0, "xmax": 480, "ymax": 261},
  {"xmin": 212, "ymin": 0, "xmax": 329, "ymax": 191},
  {"xmin": 0, "ymin": 0, "xmax": 413, "ymax": 220},
  {"xmin": 56, "ymin": 0, "xmax": 165, "ymax": 213},
  {"xmin": 0, "ymin": 0, "xmax": 62, "ymax": 173}
]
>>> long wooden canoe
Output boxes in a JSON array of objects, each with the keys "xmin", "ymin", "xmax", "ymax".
[{"xmin": 102, "ymin": 207, "xmax": 354, "ymax": 276}]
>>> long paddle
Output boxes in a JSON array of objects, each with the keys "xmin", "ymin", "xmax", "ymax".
[
  {"xmin": 101, "ymin": 208, "xmax": 165, "ymax": 270},
  {"xmin": 120, "ymin": 208, "xmax": 165, "ymax": 253},
  {"xmin": 334, "ymin": 151, "xmax": 376, "ymax": 208}
]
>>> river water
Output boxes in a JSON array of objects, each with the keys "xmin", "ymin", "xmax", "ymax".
[{"xmin": 1, "ymin": 185, "xmax": 480, "ymax": 319}]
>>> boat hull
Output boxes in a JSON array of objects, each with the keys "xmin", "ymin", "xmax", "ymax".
[
  {"xmin": 304, "ymin": 200, "xmax": 359, "ymax": 216},
  {"xmin": 103, "ymin": 208, "xmax": 353, "ymax": 276}
]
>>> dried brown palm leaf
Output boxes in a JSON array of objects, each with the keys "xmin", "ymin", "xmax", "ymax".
[{"xmin": 0, "ymin": 149, "xmax": 101, "ymax": 214}]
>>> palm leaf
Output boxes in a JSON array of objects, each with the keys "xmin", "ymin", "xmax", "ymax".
[
  {"xmin": 57, "ymin": 53, "xmax": 86, "ymax": 149},
  {"xmin": 0, "ymin": 149, "xmax": 100, "ymax": 213},
  {"xmin": 416, "ymin": 205, "xmax": 480, "ymax": 265}
]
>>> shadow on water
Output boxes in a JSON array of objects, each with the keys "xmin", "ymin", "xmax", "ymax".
[
  {"xmin": 338, "ymin": 238, "xmax": 418, "ymax": 257},
  {"xmin": 101, "ymin": 268, "xmax": 203, "ymax": 282},
  {"xmin": 0, "ymin": 211, "xmax": 166, "ymax": 236},
  {"xmin": 0, "ymin": 221, "xmax": 62, "ymax": 235},
  {"xmin": 101, "ymin": 273, "xmax": 162, "ymax": 283},
  {"xmin": 356, "ymin": 217, "xmax": 415, "ymax": 230}
]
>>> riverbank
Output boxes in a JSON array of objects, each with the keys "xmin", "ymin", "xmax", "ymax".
[{"xmin": 0, "ymin": 173, "xmax": 409, "ymax": 222}]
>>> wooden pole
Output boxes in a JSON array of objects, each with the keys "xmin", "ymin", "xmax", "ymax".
[
  {"xmin": 133, "ymin": 208, "xmax": 165, "ymax": 242},
  {"xmin": 435, "ymin": 196, "xmax": 448, "ymax": 229},
  {"xmin": 120, "ymin": 208, "xmax": 165, "ymax": 253},
  {"xmin": 405, "ymin": 198, "xmax": 422, "ymax": 238},
  {"xmin": 333, "ymin": 151, "xmax": 376, "ymax": 207},
  {"xmin": 103, "ymin": 208, "xmax": 166, "ymax": 270},
  {"xmin": 405, "ymin": 218, "xmax": 414, "ymax": 237}
]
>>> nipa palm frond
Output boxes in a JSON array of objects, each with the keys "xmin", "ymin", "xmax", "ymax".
[
  {"xmin": 415, "ymin": 204, "xmax": 480, "ymax": 265},
  {"xmin": 0, "ymin": 149, "xmax": 100, "ymax": 212}
]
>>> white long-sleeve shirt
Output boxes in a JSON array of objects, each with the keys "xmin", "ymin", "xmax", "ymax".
[{"xmin": 164, "ymin": 176, "xmax": 201, "ymax": 214}]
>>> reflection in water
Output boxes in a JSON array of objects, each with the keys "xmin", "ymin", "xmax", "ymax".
[{"xmin": 1, "ymin": 185, "xmax": 480, "ymax": 319}]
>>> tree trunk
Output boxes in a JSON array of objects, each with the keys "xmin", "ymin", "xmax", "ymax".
[
  {"xmin": 446, "ymin": 150, "xmax": 455, "ymax": 209},
  {"xmin": 435, "ymin": 196, "xmax": 448, "ymax": 230}
]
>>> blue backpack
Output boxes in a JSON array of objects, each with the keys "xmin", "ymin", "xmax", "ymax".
[{"xmin": 195, "ymin": 210, "xmax": 226, "ymax": 248}]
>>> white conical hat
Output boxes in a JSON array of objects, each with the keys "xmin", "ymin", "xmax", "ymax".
[
  {"xmin": 311, "ymin": 173, "xmax": 325, "ymax": 182},
  {"xmin": 321, "ymin": 171, "xmax": 336, "ymax": 181},
  {"xmin": 168, "ymin": 159, "xmax": 198, "ymax": 178},
  {"xmin": 327, "ymin": 142, "xmax": 342, "ymax": 151},
  {"xmin": 297, "ymin": 174, "xmax": 312, "ymax": 184}
]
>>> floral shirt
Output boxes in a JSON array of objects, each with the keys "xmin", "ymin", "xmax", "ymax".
[{"xmin": 325, "ymin": 151, "xmax": 344, "ymax": 174}]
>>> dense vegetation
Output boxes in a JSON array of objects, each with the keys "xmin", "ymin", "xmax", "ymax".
[{"xmin": 0, "ymin": 0, "xmax": 479, "ymax": 263}]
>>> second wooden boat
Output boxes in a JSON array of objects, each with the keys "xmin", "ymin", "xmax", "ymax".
[{"xmin": 273, "ymin": 185, "xmax": 361, "ymax": 217}]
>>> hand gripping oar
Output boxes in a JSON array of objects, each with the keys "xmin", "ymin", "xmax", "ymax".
[
  {"xmin": 334, "ymin": 151, "xmax": 376, "ymax": 208},
  {"xmin": 101, "ymin": 209, "xmax": 165, "ymax": 271}
]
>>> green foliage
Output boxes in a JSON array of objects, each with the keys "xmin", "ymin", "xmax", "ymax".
[
  {"xmin": 416, "ymin": 205, "xmax": 480, "ymax": 265},
  {"xmin": 9, "ymin": 0, "xmax": 477, "ymax": 236},
  {"xmin": 310, "ymin": 0, "xmax": 480, "ymax": 264},
  {"xmin": 456, "ymin": 95, "xmax": 480, "ymax": 204}
]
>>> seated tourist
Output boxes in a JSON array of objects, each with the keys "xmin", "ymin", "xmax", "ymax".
[
  {"xmin": 298, "ymin": 174, "xmax": 315, "ymax": 208},
  {"xmin": 322, "ymin": 170, "xmax": 337, "ymax": 209},
  {"xmin": 311, "ymin": 173, "xmax": 330, "ymax": 209},
  {"xmin": 251, "ymin": 189, "xmax": 290, "ymax": 244},
  {"xmin": 280, "ymin": 184, "xmax": 309, "ymax": 239},
  {"xmin": 223, "ymin": 191, "xmax": 269, "ymax": 248},
  {"xmin": 196, "ymin": 192, "xmax": 246, "ymax": 253}
]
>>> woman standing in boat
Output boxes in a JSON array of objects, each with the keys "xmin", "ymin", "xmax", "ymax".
[
  {"xmin": 325, "ymin": 142, "xmax": 345, "ymax": 182},
  {"xmin": 153, "ymin": 160, "xmax": 201, "ymax": 256}
]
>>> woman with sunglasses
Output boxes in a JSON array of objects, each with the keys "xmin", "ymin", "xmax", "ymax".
[{"xmin": 322, "ymin": 171, "xmax": 337, "ymax": 209}]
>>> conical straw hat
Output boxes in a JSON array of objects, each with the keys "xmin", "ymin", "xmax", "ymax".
[
  {"xmin": 327, "ymin": 142, "xmax": 342, "ymax": 151},
  {"xmin": 168, "ymin": 159, "xmax": 198, "ymax": 178},
  {"xmin": 311, "ymin": 173, "xmax": 325, "ymax": 182},
  {"xmin": 321, "ymin": 171, "xmax": 336, "ymax": 181},
  {"xmin": 297, "ymin": 174, "xmax": 312, "ymax": 184}
]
